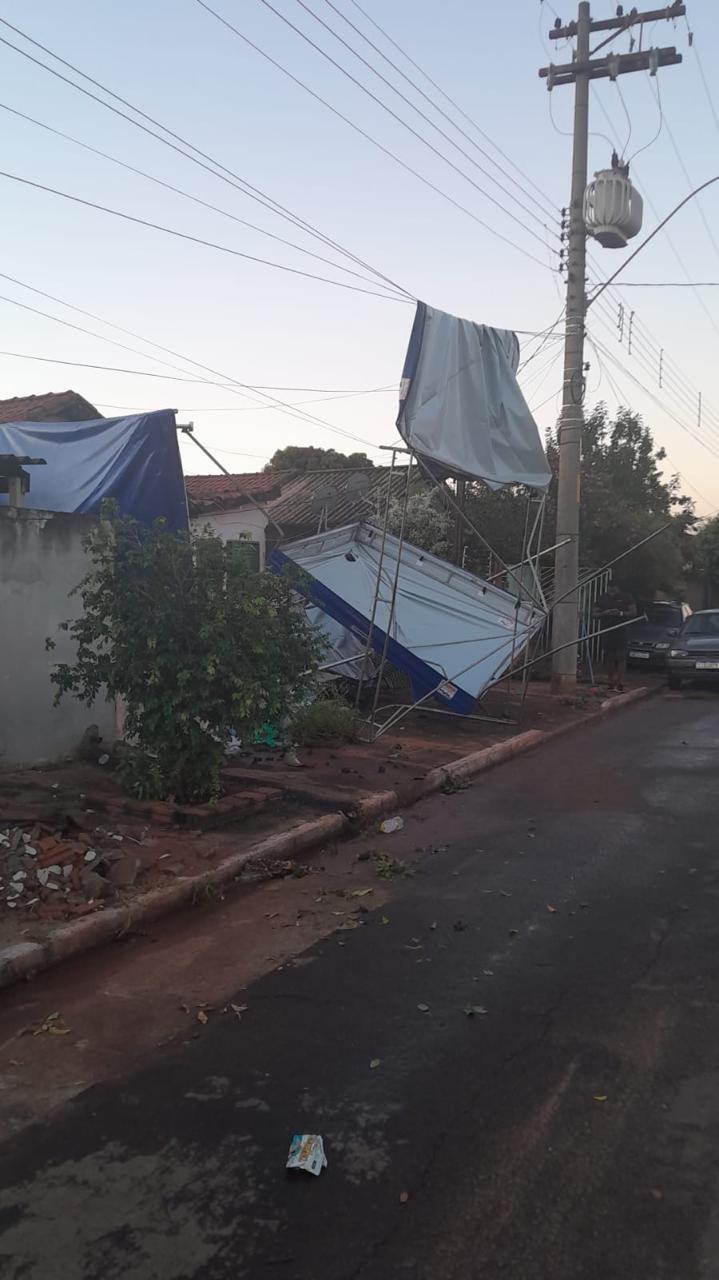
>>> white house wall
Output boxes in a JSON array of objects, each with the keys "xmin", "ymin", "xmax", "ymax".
[{"xmin": 190, "ymin": 506, "xmax": 268, "ymax": 568}]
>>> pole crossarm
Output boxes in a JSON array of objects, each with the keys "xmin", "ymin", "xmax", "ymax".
[
  {"xmin": 540, "ymin": 46, "xmax": 681, "ymax": 87},
  {"xmin": 548, "ymin": 2, "xmax": 685, "ymax": 40}
]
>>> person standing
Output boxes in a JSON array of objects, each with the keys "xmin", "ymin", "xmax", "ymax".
[{"xmin": 595, "ymin": 586, "xmax": 637, "ymax": 692}]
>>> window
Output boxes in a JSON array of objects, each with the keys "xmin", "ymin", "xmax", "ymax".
[{"xmin": 682, "ymin": 612, "xmax": 719, "ymax": 637}]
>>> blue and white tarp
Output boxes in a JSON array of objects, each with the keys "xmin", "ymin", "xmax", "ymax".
[
  {"xmin": 0, "ymin": 409, "xmax": 187, "ymax": 528},
  {"xmin": 397, "ymin": 302, "xmax": 551, "ymax": 490},
  {"xmin": 270, "ymin": 522, "xmax": 546, "ymax": 714}
]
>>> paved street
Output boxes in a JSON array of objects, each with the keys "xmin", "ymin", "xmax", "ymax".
[{"xmin": 1, "ymin": 692, "xmax": 719, "ymax": 1279}]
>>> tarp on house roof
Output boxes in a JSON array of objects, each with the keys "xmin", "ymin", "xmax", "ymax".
[
  {"xmin": 0, "ymin": 409, "xmax": 187, "ymax": 527},
  {"xmin": 269, "ymin": 522, "xmax": 546, "ymax": 714},
  {"xmin": 397, "ymin": 302, "xmax": 551, "ymax": 490}
]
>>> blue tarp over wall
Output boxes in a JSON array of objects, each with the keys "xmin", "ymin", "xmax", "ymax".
[{"xmin": 0, "ymin": 409, "xmax": 187, "ymax": 528}]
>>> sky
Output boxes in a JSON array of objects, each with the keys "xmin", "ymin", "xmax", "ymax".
[{"xmin": 0, "ymin": 0, "xmax": 718, "ymax": 511}]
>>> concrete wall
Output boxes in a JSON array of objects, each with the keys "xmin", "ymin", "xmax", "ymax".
[
  {"xmin": 0, "ymin": 508, "xmax": 116, "ymax": 767},
  {"xmin": 191, "ymin": 506, "xmax": 268, "ymax": 568}
]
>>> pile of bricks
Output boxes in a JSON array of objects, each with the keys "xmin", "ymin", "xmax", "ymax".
[{"xmin": 0, "ymin": 822, "xmax": 138, "ymax": 917}]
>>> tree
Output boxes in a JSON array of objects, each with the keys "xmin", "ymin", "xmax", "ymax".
[
  {"xmin": 691, "ymin": 514, "xmax": 719, "ymax": 602},
  {"xmin": 265, "ymin": 446, "xmax": 374, "ymax": 473},
  {"xmin": 463, "ymin": 404, "xmax": 693, "ymax": 599},
  {"xmin": 48, "ymin": 507, "xmax": 322, "ymax": 804},
  {"xmin": 387, "ymin": 488, "xmax": 451, "ymax": 558}
]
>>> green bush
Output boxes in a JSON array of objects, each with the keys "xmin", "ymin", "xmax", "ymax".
[
  {"xmin": 289, "ymin": 695, "xmax": 362, "ymax": 746},
  {"xmin": 48, "ymin": 505, "xmax": 322, "ymax": 804}
]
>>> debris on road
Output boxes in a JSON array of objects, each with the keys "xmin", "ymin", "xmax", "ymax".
[
  {"xmin": 593, "ymin": 1095, "xmax": 608, "ymax": 1102},
  {"xmin": 417, "ymin": 1003, "xmax": 430, "ymax": 1013},
  {"xmin": 547, "ymin": 904, "xmax": 558, "ymax": 913},
  {"xmin": 286, "ymin": 1134, "xmax": 327, "ymax": 1176},
  {"xmin": 373, "ymin": 853, "xmax": 411, "ymax": 879},
  {"xmin": 379, "ymin": 816, "xmax": 404, "ymax": 834},
  {"xmin": 463, "ymin": 1004, "xmax": 488, "ymax": 1017},
  {"xmin": 369, "ymin": 1058, "xmax": 381, "ymax": 1069},
  {"xmin": 399, "ymin": 1191, "xmax": 409, "ymax": 1203},
  {"xmin": 31, "ymin": 1012, "xmax": 71, "ymax": 1037}
]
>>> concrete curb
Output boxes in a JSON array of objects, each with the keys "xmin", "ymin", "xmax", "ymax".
[{"xmin": 0, "ymin": 684, "xmax": 660, "ymax": 991}]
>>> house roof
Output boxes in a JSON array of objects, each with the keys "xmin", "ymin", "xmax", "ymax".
[
  {"xmin": 265, "ymin": 466, "xmax": 414, "ymax": 539},
  {"xmin": 0, "ymin": 390, "xmax": 100, "ymax": 424},
  {"xmin": 185, "ymin": 472, "xmax": 281, "ymax": 514}
]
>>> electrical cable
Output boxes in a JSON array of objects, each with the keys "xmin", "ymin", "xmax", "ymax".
[
  {"xmin": 0, "ymin": 168, "xmax": 410, "ymax": 301},
  {"xmin": 590, "ymin": 290, "xmax": 719, "ymax": 438},
  {"xmin": 320, "ymin": 0, "xmax": 559, "ymax": 227},
  {"xmin": 592, "ymin": 93, "xmax": 719, "ymax": 342},
  {"xmin": 643, "ymin": 78, "xmax": 719, "ymax": 268},
  {"xmin": 0, "ymin": 17, "xmax": 414, "ymax": 300},
  {"xmin": 590, "ymin": 335, "xmax": 719, "ymax": 474},
  {"xmin": 590, "ymin": 338, "xmax": 713, "ymax": 509},
  {"xmin": 0, "ymin": 350, "xmax": 395, "ymax": 409},
  {"xmin": 0, "ymin": 283, "xmax": 384, "ymax": 450},
  {"xmin": 195, "ymin": 0, "xmax": 554, "ymax": 271},
  {"xmin": 614, "ymin": 80, "xmax": 633, "ymax": 157},
  {"xmin": 585, "ymin": 302, "xmax": 716, "ymax": 458},
  {"xmin": 627, "ymin": 74, "xmax": 663, "ymax": 163},
  {"xmin": 295, "ymin": 0, "xmax": 560, "ymax": 240},
  {"xmin": 691, "ymin": 35, "xmax": 719, "ymax": 137},
  {"xmin": 0, "ymin": 100, "xmax": 408, "ymax": 297},
  {"xmin": 351, "ymin": 0, "xmax": 561, "ymax": 222}
]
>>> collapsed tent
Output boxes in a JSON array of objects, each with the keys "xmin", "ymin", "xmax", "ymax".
[
  {"xmin": 397, "ymin": 302, "xmax": 551, "ymax": 490},
  {"xmin": 0, "ymin": 409, "xmax": 187, "ymax": 527},
  {"xmin": 270, "ymin": 522, "xmax": 546, "ymax": 714}
]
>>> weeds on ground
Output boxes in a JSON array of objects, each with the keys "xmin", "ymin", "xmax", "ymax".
[{"xmin": 290, "ymin": 696, "xmax": 362, "ymax": 746}]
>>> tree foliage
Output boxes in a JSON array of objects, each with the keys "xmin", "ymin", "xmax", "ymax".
[
  {"xmin": 387, "ymin": 488, "xmax": 451, "ymax": 558},
  {"xmin": 265, "ymin": 446, "xmax": 374, "ymax": 473},
  {"xmin": 48, "ymin": 508, "xmax": 322, "ymax": 804},
  {"xmin": 464, "ymin": 404, "xmax": 694, "ymax": 598},
  {"xmin": 691, "ymin": 514, "xmax": 719, "ymax": 591}
]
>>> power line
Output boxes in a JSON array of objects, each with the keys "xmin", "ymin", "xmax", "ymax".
[
  {"xmin": 691, "ymin": 35, "xmax": 719, "ymax": 136},
  {"xmin": 0, "ymin": 349, "xmax": 396, "ymax": 408},
  {"xmin": 195, "ymin": 0, "xmax": 554, "ymax": 271},
  {"xmin": 0, "ymin": 168, "xmax": 410, "ymax": 301},
  {"xmin": 347, "ymin": 0, "xmax": 561, "ymax": 222},
  {"xmin": 649, "ymin": 79, "xmax": 719, "ymax": 267},
  {"xmin": 0, "ymin": 18, "xmax": 413, "ymax": 299},
  {"xmin": 257, "ymin": 0, "xmax": 556, "ymax": 251},
  {"xmin": 0, "ymin": 100, "xmax": 407, "ymax": 298},
  {"xmin": 593, "ymin": 93, "xmax": 719, "ymax": 342},
  {"xmin": 592, "ymin": 339, "xmax": 712, "ymax": 508},
  {"xmin": 0, "ymin": 280, "xmax": 383, "ymax": 449},
  {"xmin": 294, "ymin": 0, "xmax": 559, "ymax": 239}
]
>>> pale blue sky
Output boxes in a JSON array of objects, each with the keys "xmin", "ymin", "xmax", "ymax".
[{"xmin": 0, "ymin": 1, "xmax": 718, "ymax": 508}]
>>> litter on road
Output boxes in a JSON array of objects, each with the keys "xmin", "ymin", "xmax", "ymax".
[
  {"xmin": 379, "ymin": 817, "xmax": 404, "ymax": 834},
  {"xmin": 286, "ymin": 1134, "xmax": 327, "ymax": 1177}
]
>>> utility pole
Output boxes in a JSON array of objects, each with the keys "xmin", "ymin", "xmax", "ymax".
[{"xmin": 539, "ymin": 1, "xmax": 685, "ymax": 692}]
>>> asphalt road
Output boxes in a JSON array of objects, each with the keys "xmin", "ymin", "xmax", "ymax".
[{"xmin": 1, "ymin": 692, "xmax": 719, "ymax": 1279}]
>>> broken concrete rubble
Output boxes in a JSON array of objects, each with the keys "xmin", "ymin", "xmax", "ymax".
[{"xmin": 0, "ymin": 820, "xmax": 132, "ymax": 916}]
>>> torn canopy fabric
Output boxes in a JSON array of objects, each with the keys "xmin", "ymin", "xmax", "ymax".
[
  {"xmin": 397, "ymin": 302, "xmax": 551, "ymax": 490},
  {"xmin": 0, "ymin": 409, "xmax": 187, "ymax": 527},
  {"xmin": 270, "ymin": 522, "xmax": 546, "ymax": 715}
]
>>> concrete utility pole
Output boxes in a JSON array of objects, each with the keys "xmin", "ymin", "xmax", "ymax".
[{"xmin": 539, "ymin": 1, "xmax": 685, "ymax": 692}]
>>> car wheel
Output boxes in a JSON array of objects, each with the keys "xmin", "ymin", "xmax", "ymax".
[{"xmin": 668, "ymin": 674, "xmax": 683, "ymax": 691}]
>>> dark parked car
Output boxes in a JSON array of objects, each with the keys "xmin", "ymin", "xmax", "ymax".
[
  {"xmin": 667, "ymin": 609, "xmax": 719, "ymax": 689},
  {"xmin": 627, "ymin": 601, "xmax": 691, "ymax": 670}
]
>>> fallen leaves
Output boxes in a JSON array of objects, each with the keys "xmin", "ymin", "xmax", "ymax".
[
  {"xmin": 592, "ymin": 1095, "xmax": 608, "ymax": 1103},
  {"xmin": 369, "ymin": 1058, "xmax": 381, "ymax": 1069},
  {"xmin": 399, "ymin": 1190, "xmax": 409, "ymax": 1204},
  {"xmin": 196, "ymin": 1009, "xmax": 209, "ymax": 1026},
  {"xmin": 547, "ymin": 904, "xmax": 557, "ymax": 914},
  {"xmin": 380, "ymin": 915, "xmax": 390, "ymax": 926}
]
